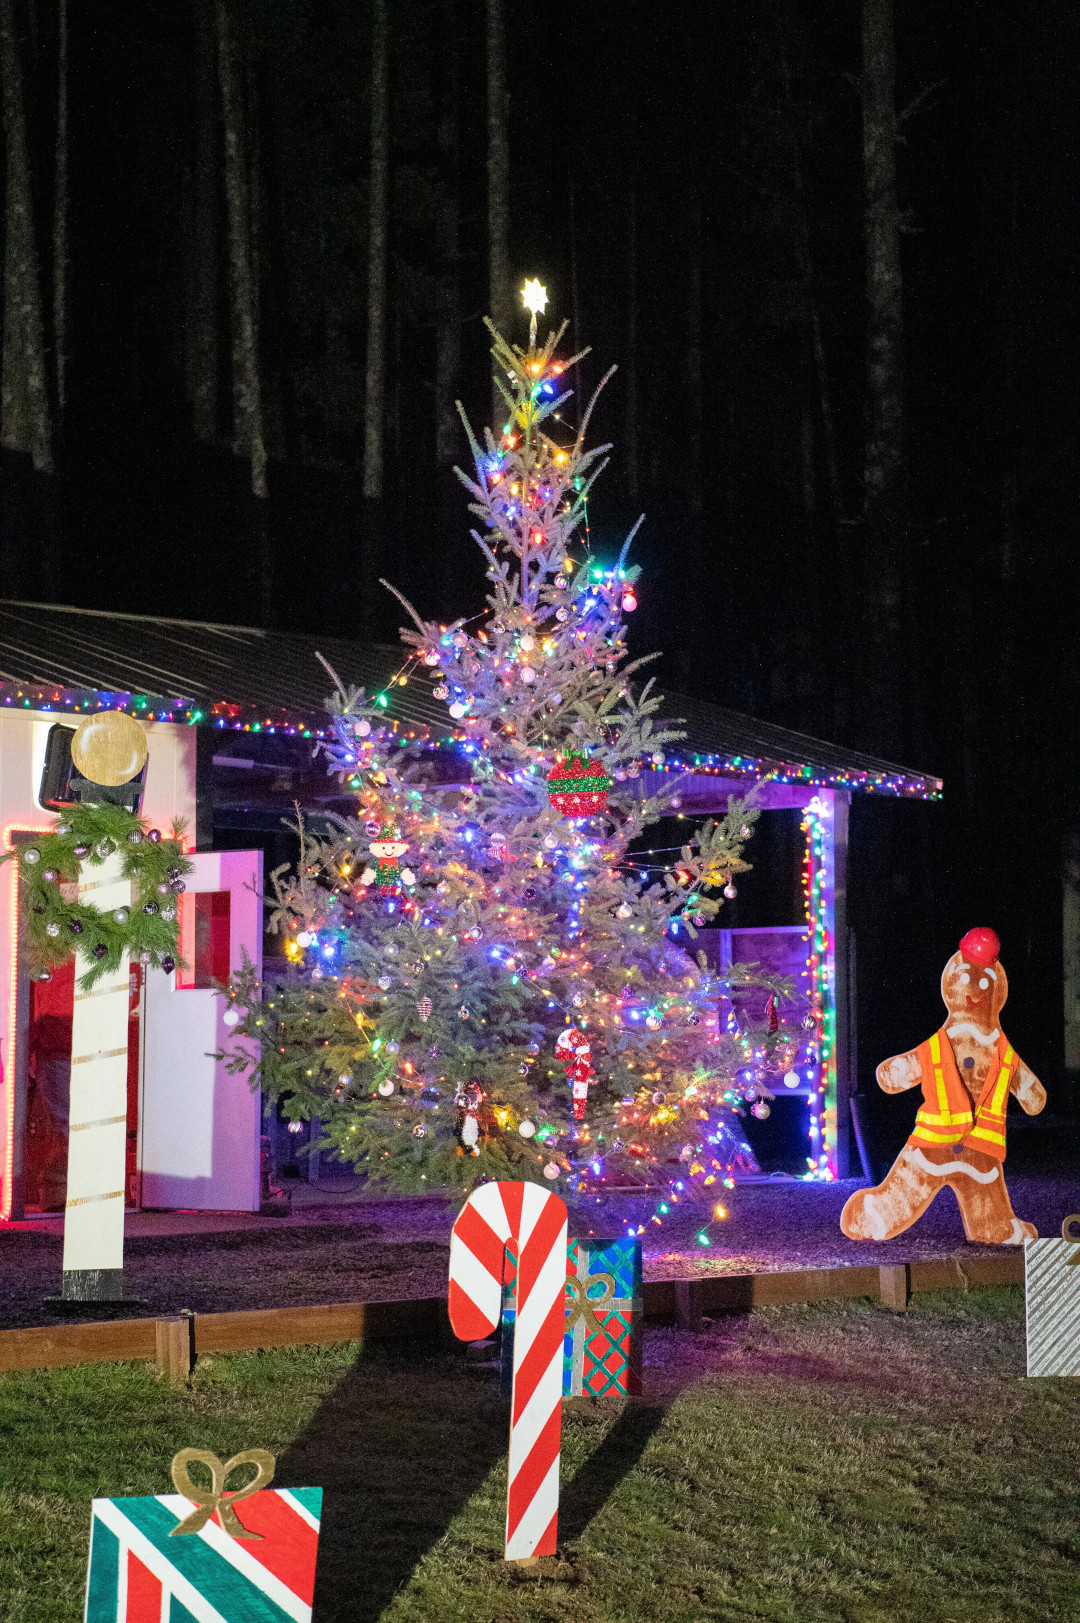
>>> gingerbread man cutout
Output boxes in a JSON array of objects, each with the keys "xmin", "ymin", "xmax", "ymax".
[{"xmin": 841, "ymin": 928, "xmax": 1045, "ymax": 1246}]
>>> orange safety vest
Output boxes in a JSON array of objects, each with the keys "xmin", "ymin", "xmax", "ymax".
[{"xmin": 907, "ymin": 1028, "xmax": 1016, "ymax": 1162}]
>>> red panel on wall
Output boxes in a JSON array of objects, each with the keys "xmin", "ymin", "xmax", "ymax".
[{"xmin": 177, "ymin": 890, "xmax": 231, "ymax": 989}]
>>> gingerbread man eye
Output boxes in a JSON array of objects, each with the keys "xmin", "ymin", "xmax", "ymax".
[
  {"xmin": 979, "ymin": 977, "xmax": 989, "ymax": 989},
  {"xmin": 960, "ymin": 973, "xmax": 970, "ymax": 986}
]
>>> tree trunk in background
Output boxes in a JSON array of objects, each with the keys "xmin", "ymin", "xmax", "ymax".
[
  {"xmin": 486, "ymin": 0, "xmax": 510, "ymax": 414},
  {"xmin": 215, "ymin": 0, "xmax": 266, "ymax": 498},
  {"xmin": 434, "ymin": 0, "xmax": 461, "ymax": 470},
  {"xmin": 784, "ymin": 102, "xmax": 843, "ymax": 534},
  {"xmin": 362, "ymin": 0, "xmax": 388, "ymax": 505},
  {"xmin": 0, "ymin": 0, "xmax": 53, "ymax": 472},
  {"xmin": 434, "ymin": 0, "xmax": 462, "ymax": 616},
  {"xmin": 359, "ymin": 0, "xmax": 389, "ymax": 638},
  {"xmin": 568, "ymin": 183, "xmax": 582, "ymax": 410},
  {"xmin": 686, "ymin": 203, "xmax": 703, "ymax": 517},
  {"xmin": 779, "ymin": 32, "xmax": 845, "ymax": 711},
  {"xmin": 861, "ymin": 0, "xmax": 905, "ymax": 750},
  {"xmin": 624, "ymin": 187, "xmax": 639, "ymax": 502},
  {"xmin": 622, "ymin": 0, "xmax": 640, "ymax": 502},
  {"xmin": 52, "ymin": 0, "xmax": 67, "ymax": 418},
  {"xmin": 185, "ymin": 0, "xmax": 219, "ymax": 443}
]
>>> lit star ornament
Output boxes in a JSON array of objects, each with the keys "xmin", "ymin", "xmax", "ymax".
[{"xmin": 521, "ymin": 278, "xmax": 548, "ymax": 316}]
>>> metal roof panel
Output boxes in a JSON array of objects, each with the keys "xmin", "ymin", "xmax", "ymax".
[{"xmin": 0, "ymin": 601, "xmax": 941, "ymax": 797}]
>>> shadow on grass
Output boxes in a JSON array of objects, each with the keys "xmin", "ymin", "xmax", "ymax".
[
  {"xmin": 559, "ymin": 1399, "xmax": 671, "ymax": 1545},
  {"xmin": 275, "ymin": 1344, "xmax": 675, "ymax": 1617},
  {"xmin": 275, "ymin": 1342, "xmax": 510, "ymax": 1622}
]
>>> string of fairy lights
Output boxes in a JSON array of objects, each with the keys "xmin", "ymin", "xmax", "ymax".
[
  {"xmin": 0, "ymin": 674, "xmax": 942, "ymax": 801},
  {"xmin": 287, "ymin": 714, "xmax": 839, "ymax": 1239},
  {"xmin": 280, "ymin": 565, "xmax": 843, "ymax": 1223},
  {"xmin": 235, "ymin": 283, "xmax": 850, "ymax": 1236},
  {"xmin": 801, "ymin": 797, "xmax": 836, "ymax": 1179}
]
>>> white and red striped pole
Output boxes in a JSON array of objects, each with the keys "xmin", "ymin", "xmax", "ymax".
[{"xmin": 448, "ymin": 1181, "xmax": 568, "ymax": 1561}]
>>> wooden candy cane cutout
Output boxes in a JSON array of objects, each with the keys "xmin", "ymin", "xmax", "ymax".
[{"xmin": 448, "ymin": 1181, "xmax": 568, "ymax": 1561}]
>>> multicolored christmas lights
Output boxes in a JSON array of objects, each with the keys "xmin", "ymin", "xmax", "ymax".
[{"xmin": 801, "ymin": 795, "xmax": 838, "ymax": 1179}]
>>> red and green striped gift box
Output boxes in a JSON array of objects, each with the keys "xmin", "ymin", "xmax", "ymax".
[{"xmin": 84, "ymin": 1487, "xmax": 322, "ymax": 1622}]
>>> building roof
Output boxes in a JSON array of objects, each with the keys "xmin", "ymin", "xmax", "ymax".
[{"xmin": 0, "ymin": 601, "xmax": 942, "ymax": 798}]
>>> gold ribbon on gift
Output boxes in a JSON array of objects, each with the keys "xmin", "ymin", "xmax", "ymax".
[
  {"xmin": 565, "ymin": 1272, "xmax": 617, "ymax": 1336},
  {"xmin": 1062, "ymin": 1213, "xmax": 1080, "ymax": 1263},
  {"xmin": 169, "ymin": 1448, "xmax": 276, "ymax": 1539}
]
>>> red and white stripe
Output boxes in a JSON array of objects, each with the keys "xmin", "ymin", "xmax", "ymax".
[{"xmin": 449, "ymin": 1181, "xmax": 568, "ymax": 1560}]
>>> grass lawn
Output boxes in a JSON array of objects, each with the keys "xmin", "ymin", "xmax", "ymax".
[{"xmin": 1, "ymin": 1286, "xmax": 1078, "ymax": 1622}]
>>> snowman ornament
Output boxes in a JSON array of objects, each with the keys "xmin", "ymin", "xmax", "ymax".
[{"xmin": 360, "ymin": 822, "xmax": 415, "ymax": 896}]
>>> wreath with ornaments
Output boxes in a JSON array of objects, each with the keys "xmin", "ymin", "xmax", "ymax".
[
  {"xmin": 5, "ymin": 712, "xmax": 193, "ymax": 989},
  {"xmin": 15, "ymin": 801, "xmax": 193, "ymax": 988}
]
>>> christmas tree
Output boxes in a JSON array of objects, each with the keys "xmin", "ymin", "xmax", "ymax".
[{"xmin": 224, "ymin": 286, "xmax": 790, "ymax": 1221}]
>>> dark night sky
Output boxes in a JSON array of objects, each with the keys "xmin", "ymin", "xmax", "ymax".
[{"xmin": 0, "ymin": 0, "xmax": 1077, "ymax": 1153}]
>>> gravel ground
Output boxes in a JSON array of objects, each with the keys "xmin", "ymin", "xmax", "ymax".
[{"xmin": 1, "ymin": 1173, "xmax": 1072, "ymax": 1332}]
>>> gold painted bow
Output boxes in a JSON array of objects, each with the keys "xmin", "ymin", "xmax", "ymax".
[
  {"xmin": 1062, "ymin": 1213, "xmax": 1080, "ymax": 1263},
  {"xmin": 565, "ymin": 1272, "xmax": 617, "ymax": 1335},
  {"xmin": 169, "ymin": 1448, "xmax": 276, "ymax": 1539}
]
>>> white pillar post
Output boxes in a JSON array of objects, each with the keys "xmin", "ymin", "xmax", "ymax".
[{"xmin": 61, "ymin": 850, "xmax": 131, "ymax": 1299}]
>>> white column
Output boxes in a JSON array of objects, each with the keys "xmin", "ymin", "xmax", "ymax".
[{"xmin": 62, "ymin": 850, "xmax": 131, "ymax": 1299}]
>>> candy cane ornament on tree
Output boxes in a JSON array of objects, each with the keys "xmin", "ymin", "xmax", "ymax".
[
  {"xmin": 448, "ymin": 1181, "xmax": 568, "ymax": 1561},
  {"xmin": 556, "ymin": 1026, "xmax": 594, "ymax": 1119}
]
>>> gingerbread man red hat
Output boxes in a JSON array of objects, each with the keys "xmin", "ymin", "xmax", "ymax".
[{"xmin": 959, "ymin": 926, "xmax": 1000, "ymax": 966}]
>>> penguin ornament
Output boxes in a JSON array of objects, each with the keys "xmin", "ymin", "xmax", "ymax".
[
  {"xmin": 455, "ymin": 1079, "xmax": 484, "ymax": 1154},
  {"xmin": 840, "ymin": 928, "xmax": 1045, "ymax": 1245}
]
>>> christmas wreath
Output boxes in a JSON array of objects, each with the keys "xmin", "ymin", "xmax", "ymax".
[{"xmin": 11, "ymin": 802, "xmax": 194, "ymax": 989}]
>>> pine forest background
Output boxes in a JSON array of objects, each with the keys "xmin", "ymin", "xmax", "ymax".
[{"xmin": 0, "ymin": 0, "xmax": 1077, "ymax": 1156}]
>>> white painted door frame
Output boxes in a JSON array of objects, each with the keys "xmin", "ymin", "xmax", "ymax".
[{"xmin": 139, "ymin": 849, "xmax": 263, "ymax": 1212}]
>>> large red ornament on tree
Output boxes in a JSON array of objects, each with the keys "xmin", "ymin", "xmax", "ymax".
[{"xmin": 546, "ymin": 751, "xmax": 613, "ymax": 817}]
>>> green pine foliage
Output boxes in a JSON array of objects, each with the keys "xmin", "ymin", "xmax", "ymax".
[
  {"xmin": 223, "ymin": 314, "xmax": 788, "ymax": 1199},
  {"xmin": 8, "ymin": 803, "xmax": 192, "ymax": 989}
]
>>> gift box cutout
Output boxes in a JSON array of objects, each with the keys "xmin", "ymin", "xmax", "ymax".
[
  {"xmin": 1025, "ymin": 1233, "xmax": 1080, "ymax": 1377},
  {"xmin": 564, "ymin": 1235, "xmax": 642, "ymax": 1398},
  {"xmin": 84, "ymin": 1486, "xmax": 322, "ymax": 1622},
  {"xmin": 501, "ymin": 1235, "xmax": 642, "ymax": 1399}
]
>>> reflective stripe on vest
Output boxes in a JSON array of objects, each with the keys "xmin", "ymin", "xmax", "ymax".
[
  {"xmin": 913, "ymin": 1031, "xmax": 974, "ymax": 1134},
  {"xmin": 964, "ymin": 1044, "xmax": 1014, "ymax": 1151}
]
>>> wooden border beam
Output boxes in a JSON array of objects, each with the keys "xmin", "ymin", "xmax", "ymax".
[{"xmin": 0, "ymin": 1253, "xmax": 1025, "ymax": 1373}]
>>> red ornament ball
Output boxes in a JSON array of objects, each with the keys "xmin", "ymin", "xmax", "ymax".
[
  {"xmin": 959, "ymin": 926, "xmax": 1000, "ymax": 967},
  {"xmin": 546, "ymin": 751, "xmax": 612, "ymax": 817}
]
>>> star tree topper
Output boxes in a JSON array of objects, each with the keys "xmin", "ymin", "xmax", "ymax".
[{"xmin": 521, "ymin": 278, "xmax": 549, "ymax": 316}]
